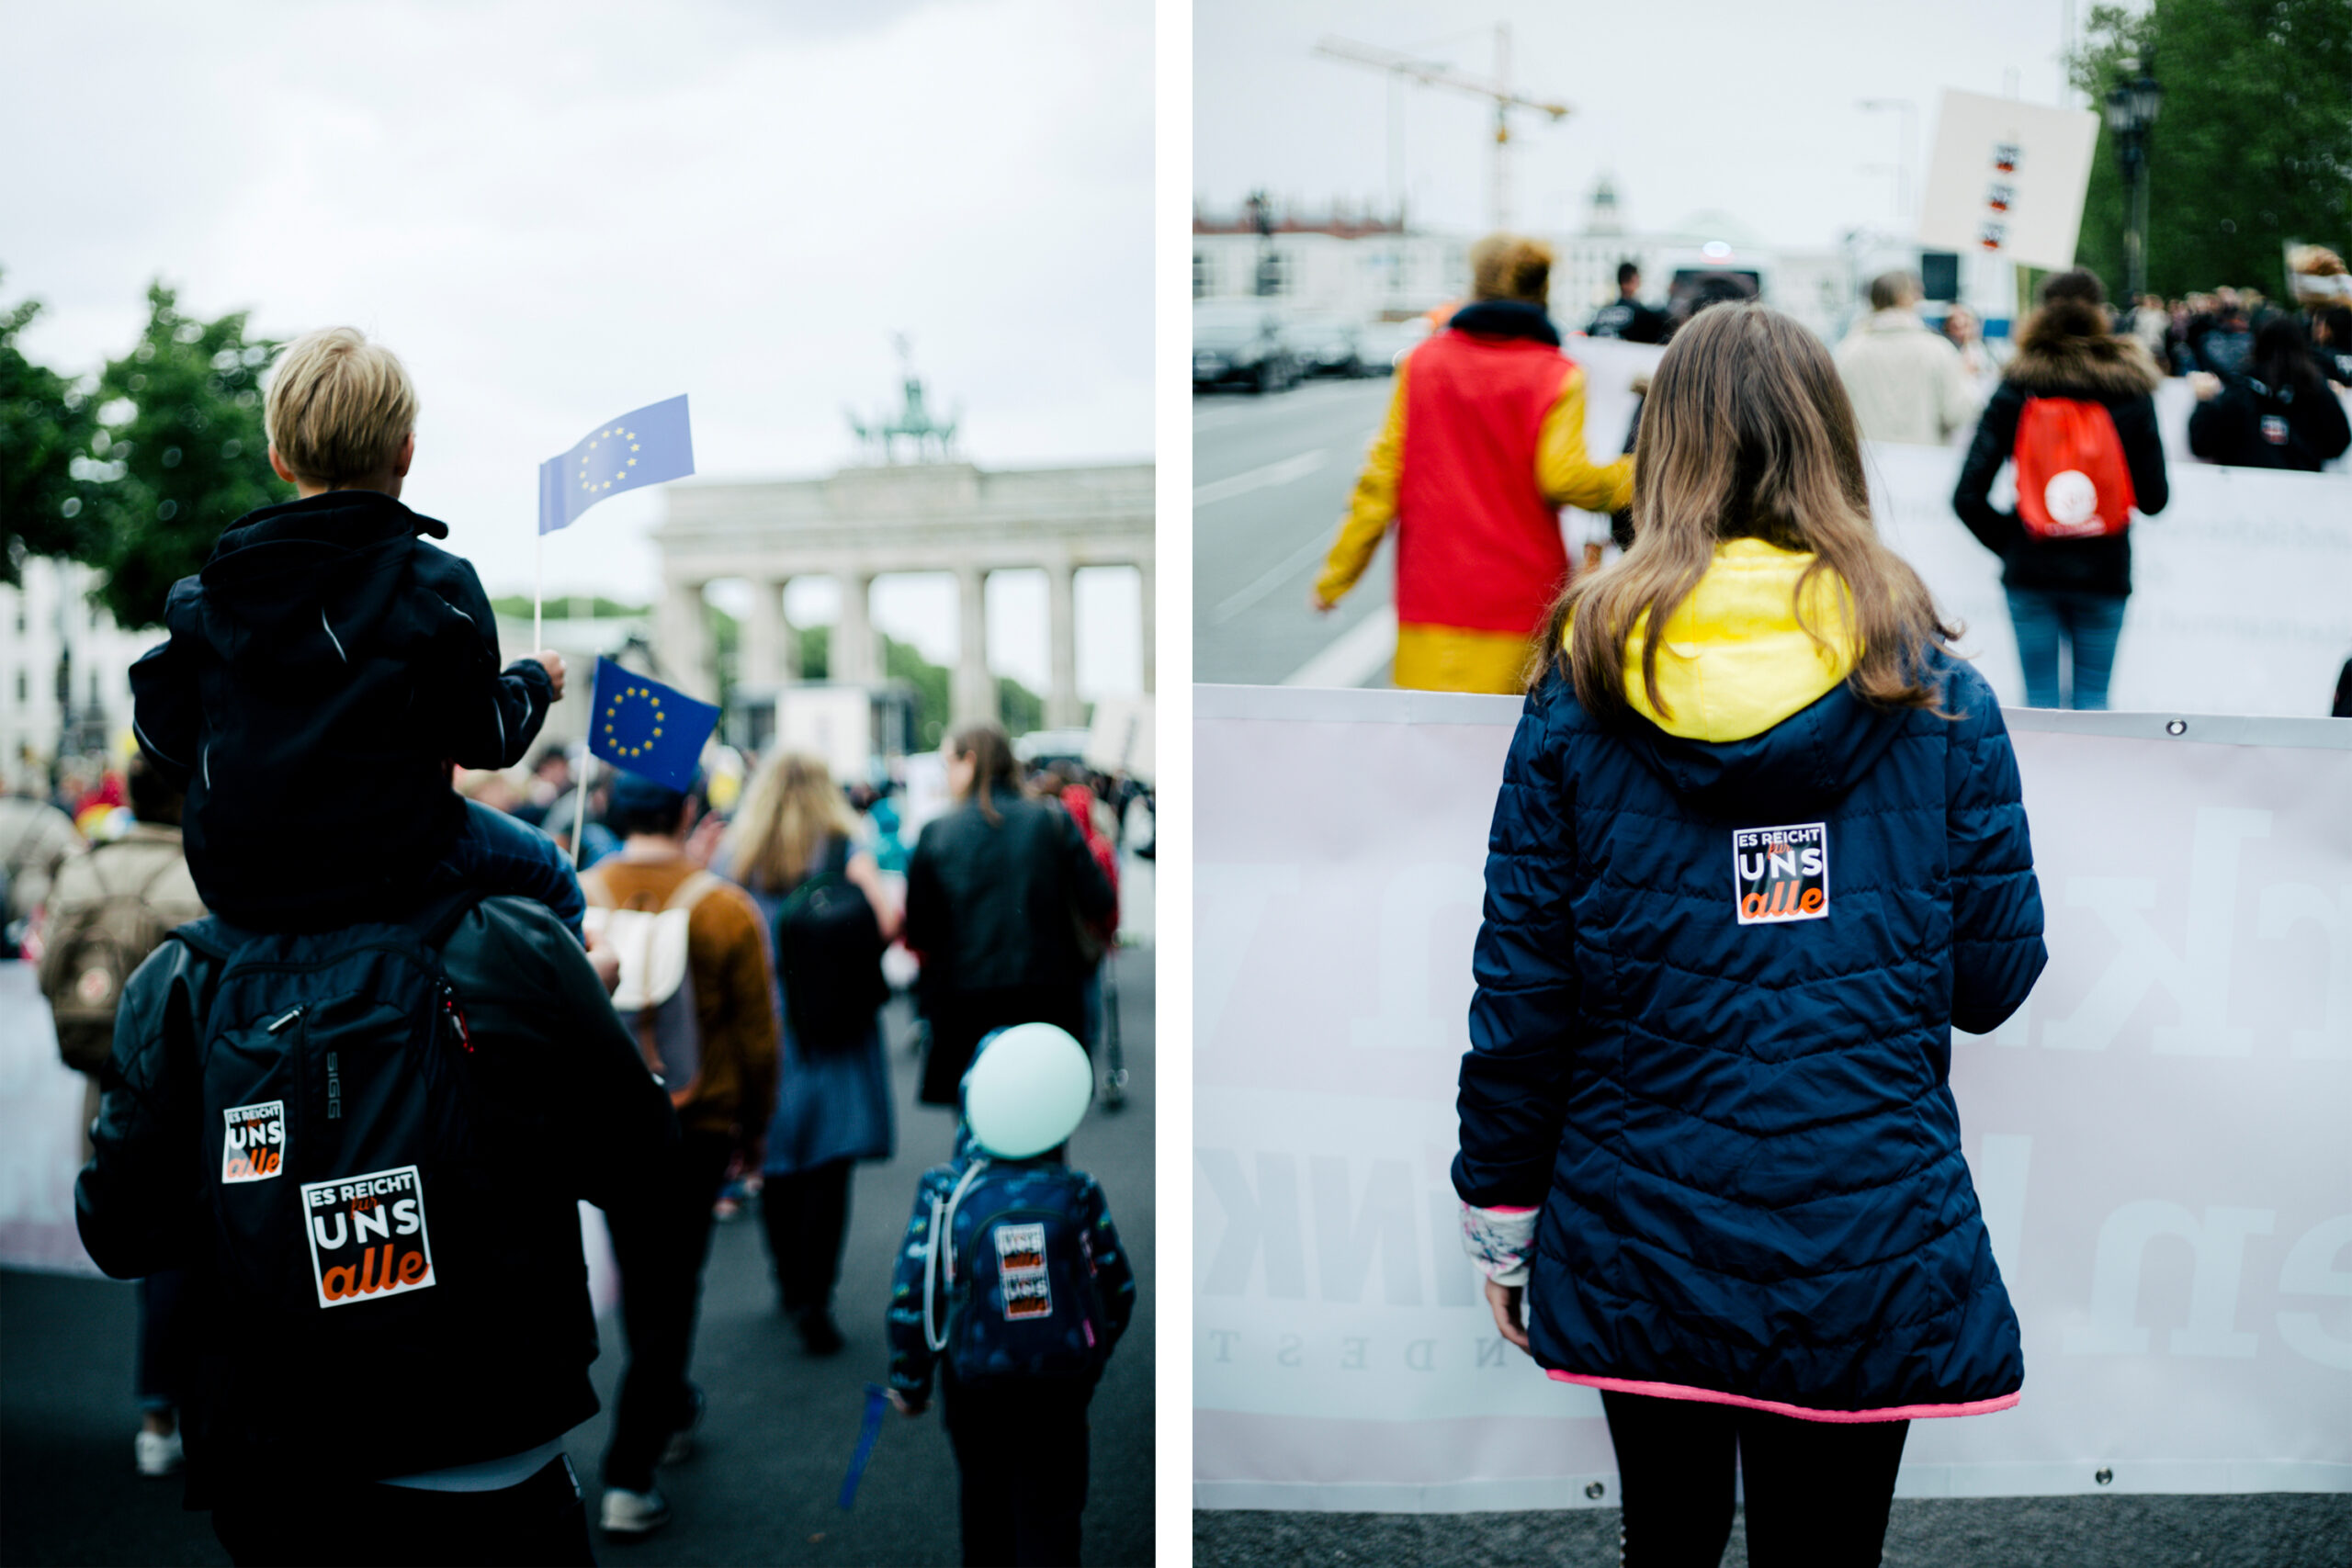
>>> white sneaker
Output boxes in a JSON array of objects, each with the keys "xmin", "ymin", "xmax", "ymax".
[
  {"xmin": 599, "ymin": 1485, "xmax": 673, "ymax": 1537},
  {"xmin": 134, "ymin": 1428, "xmax": 183, "ymax": 1477}
]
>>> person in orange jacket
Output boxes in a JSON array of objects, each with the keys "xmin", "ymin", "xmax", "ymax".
[{"xmin": 1312, "ymin": 233, "xmax": 1634, "ymax": 694}]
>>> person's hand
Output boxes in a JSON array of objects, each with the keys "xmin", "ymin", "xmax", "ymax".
[
  {"xmin": 2188, "ymin": 371, "xmax": 2222, "ymax": 402},
  {"xmin": 1484, "ymin": 1277, "xmax": 1531, "ymax": 1353},
  {"xmin": 583, "ymin": 927, "xmax": 622, "ymax": 996},
  {"xmin": 533, "ymin": 650, "xmax": 567, "ymax": 700},
  {"xmin": 684, "ymin": 812, "xmax": 726, "ymax": 868},
  {"xmin": 888, "ymin": 1389, "xmax": 928, "ymax": 1417},
  {"xmin": 1308, "ymin": 588, "xmax": 1338, "ymax": 615}
]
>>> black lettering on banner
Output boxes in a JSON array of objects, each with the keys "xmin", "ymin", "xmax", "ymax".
[
  {"xmin": 220, "ymin": 1101, "xmax": 286, "ymax": 1183},
  {"xmin": 299, "ymin": 1164, "xmax": 435, "ymax": 1308},
  {"xmin": 1733, "ymin": 822, "xmax": 1830, "ymax": 925}
]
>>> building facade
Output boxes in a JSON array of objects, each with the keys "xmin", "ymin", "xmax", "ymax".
[{"xmin": 1, "ymin": 558, "xmax": 156, "ymax": 794}]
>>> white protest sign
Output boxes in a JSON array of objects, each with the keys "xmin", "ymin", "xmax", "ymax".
[
  {"xmin": 1919, "ymin": 89, "xmax": 2101, "ymax": 271},
  {"xmin": 1194, "ymin": 686, "xmax": 2352, "ymax": 1510}
]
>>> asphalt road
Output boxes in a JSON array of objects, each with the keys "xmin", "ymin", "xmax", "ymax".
[
  {"xmin": 1193, "ymin": 378, "xmax": 1397, "ymax": 688},
  {"xmin": 0, "ymin": 947, "xmax": 1156, "ymax": 1568}
]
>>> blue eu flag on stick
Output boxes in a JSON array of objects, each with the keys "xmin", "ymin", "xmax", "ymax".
[
  {"xmin": 537, "ymin": 395, "xmax": 695, "ymax": 536},
  {"xmin": 586, "ymin": 659, "xmax": 719, "ymax": 792}
]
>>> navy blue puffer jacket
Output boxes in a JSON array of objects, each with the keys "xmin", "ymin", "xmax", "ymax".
[{"xmin": 1454, "ymin": 622, "xmax": 2044, "ymax": 1420}]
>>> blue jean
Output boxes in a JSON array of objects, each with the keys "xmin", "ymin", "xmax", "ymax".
[
  {"xmin": 2006, "ymin": 589, "xmax": 2127, "ymax": 710},
  {"xmin": 431, "ymin": 799, "xmax": 586, "ymax": 942}
]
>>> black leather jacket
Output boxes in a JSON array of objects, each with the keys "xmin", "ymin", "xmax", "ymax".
[
  {"xmin": 904, "ymin": 790, "xmax": 1115, "ymax": 996},
  {"xmin": 77, "ymin": 896, "xmax": 675, "ymax": 1494}
]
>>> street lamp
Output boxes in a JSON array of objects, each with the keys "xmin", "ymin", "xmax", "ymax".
[{"xmin": 2104, "ymin": 57, "xmax": 2164, "ymax": 299}]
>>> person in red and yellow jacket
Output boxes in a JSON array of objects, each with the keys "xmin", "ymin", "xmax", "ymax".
[{"xmin": 1313, "ymin": 234, "xmax": 1634, "ymax": 694}]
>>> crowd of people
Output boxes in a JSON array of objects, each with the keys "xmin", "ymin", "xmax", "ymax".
[
  {"xmin": 6, "ymin": 324, "xmax": 1146, "ymax": 1566},
  {"xmin": 1316, "ymin": 231, "xmax": 2348, "ymax": 716}
]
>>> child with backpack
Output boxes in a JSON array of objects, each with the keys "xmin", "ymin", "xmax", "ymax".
[
  {"xmin": 1952, "ymin": 266, "xmax": 2170, "ymax": 710},
  {"xmin": 885, "ymin": 1023, "xmax": 1136, "ymax": 1567},
  {"xmin": 128, "ymin": 325, "xmax": 571, "ymax": 934}
]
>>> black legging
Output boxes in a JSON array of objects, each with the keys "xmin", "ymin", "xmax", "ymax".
[
  {"xmin": 1601, "ymin": 1389, "xmax": 1908, "ymax": 1568},
  {"xmin": 761, "ymin": 1158, "xmax": 854, "ymax": 1314}
]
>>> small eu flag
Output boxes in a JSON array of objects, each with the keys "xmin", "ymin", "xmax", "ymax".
[
  {"xmin": 537, "ymin": 394, "xmax": 695, "ymax": 536},
  {"xmin": 587, "ymin": 659, "xmax": 719, "ymax": 792}
]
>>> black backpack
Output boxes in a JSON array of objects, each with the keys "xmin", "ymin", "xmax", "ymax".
[
  {"xmin": 772, "ymin": 838, "xmax": 888, "ymax": 1053},
  {"xmin": 169, "ymin": 891, "xmax": 510, "ymax": 1473}
]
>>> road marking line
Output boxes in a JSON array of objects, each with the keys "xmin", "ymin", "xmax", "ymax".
[
  {"xmin": 1283, "ymin": 607, "xmax": 1396, "ymax": 689},
  {"xmin": 1208, "ymin": 530, "xmax": 1343, "ymax": 626},
  {"xmin": 1193, "ymin": 450, "xmax": 1327, "ymax": 508}
]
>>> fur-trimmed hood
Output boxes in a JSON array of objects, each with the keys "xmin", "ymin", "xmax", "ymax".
[{"xmin": 2004, "ymin": 300, "xmax": 2163, "ymax": 400}]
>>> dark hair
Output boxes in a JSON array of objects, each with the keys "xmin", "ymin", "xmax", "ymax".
[
  {"xmin": 1867, "ymin": 271, "xmax": 1918, "ymax": 311},
  {"xmin": 946, "ymin": 722, "xmax": 1023, "ymax": 826},
  {"xmin": 125, "ymin": 754, "xmax": 183, "ymax": 827},
  {"xmin": 605, "ymin": 779, "xmax": 698, "ymax": 840},
  {"xmin": 2041, "ymin": 267, "xmax": 2107, "ymax": 308},
  {"xmin": 1616, "ymin": 261, "xmax": 1641, "ymax": 288},
  {"xmin": 2250, "ymin": 317, "xmax": 2327, "ymax": 399},
  {"xmin": 2312, "ymin": 305, "xmax": 2350, "ymax": 349}
]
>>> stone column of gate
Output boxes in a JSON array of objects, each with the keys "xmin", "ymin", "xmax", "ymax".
[
  {"xmin": 656, "ymin": 579, "xmax": 715, "ymax": 701},
  {"xmin": 1136, "ymin": 558, "xmax": 1156, "ymax": 694},
  {"xmin": 951, "ymin": 564, "xmax": 994, "ymax": 727},
  {"xmin": 836, "ymin": 572, "xmax": 878, "ymax": 685},
  {"xmin": 741, "ymin": 579, "xmax": 785, "ymax": 695},
  {"xmin": 1046, "ymin": 558, "xmax": 1081, "ymax": 729}
]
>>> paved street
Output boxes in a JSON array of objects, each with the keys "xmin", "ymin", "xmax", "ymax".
[
  {"xmin": 1193, "ymin": 379, "xmax": 1397, "ymax": 689},
  {"xmin": 0, "ymin": 948, "xmax": 1155, "ymax": 1567}
]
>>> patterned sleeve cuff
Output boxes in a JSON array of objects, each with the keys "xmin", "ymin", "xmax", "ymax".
[{"xmin": 1461, "ymin": 1202, "xmax": 1538, "ymax": 1287}]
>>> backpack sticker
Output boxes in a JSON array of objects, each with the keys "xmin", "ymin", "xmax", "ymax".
[
  {"xmin": 220, "ymin": 1100, "xmax": 285, "ymax": 1183},
  {"xmin": 994, "ymin": 1222, "xmax": 1052, "ymax": 1320},
  {"xmin": 300, "ymin": 1166, "xmax": 435, "ymax": 1308},
  {"xmin": 2261, "ymin": 413, "xmax": 2290, "ymax": 446},
  {"xmin": 1734, "ymin": 823, "xmax": 1829, "ymax": 924}
]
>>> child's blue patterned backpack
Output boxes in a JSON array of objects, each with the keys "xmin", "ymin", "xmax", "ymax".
[{"xmin": 922, "ymin": 1157, "xmax": 1114, "ymax": 1387}]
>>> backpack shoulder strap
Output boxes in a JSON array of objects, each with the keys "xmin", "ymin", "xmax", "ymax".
[
  {"xmin": 402, "ymin": 887, "xmax": 486, "ymax": 952},
  {"xmin": 663, "ymin": 869, "xmax": 728, "ymax": 915},
  {"xmin": 166, "ymin": 916, "xmax": 240, "ymax": 964}
]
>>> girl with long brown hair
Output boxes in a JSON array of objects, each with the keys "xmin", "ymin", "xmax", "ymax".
[
  {"xmin": 1455, "ymin": 303, "xmax": 2047, "ymax": 1565},
  {"xmin": 715, "ymin": 750, "xmax": 899, "ymax": 1355}
]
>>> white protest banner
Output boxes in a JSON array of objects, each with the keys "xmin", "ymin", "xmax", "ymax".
[
  {"xmin": 1917, "ymin": 89, "xmax": 2101, "ymax": 271},
  {"xmin": 1194, "ymin": 685, "xmax": 2352, "ymax": 1510}
]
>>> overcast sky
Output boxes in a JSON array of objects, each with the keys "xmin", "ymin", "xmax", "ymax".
[
  {"xmin": 1195, "ymin": 0, "xmax": 2089, "ymax": 247},
  {"xmin": 2, "ymin": 0, "xmax": 1151, "ymax": 694}
]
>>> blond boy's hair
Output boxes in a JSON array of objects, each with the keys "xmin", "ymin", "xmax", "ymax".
[
  {"xmin": 264, "ymin": 327, "xmax": 419, "ymax": 488},
  {"xmin": 1468, "ymin": 233, "xmax": 1554, "ymax": 305}
]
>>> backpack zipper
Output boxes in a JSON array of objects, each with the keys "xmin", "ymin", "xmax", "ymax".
[{"xmin": 326, "ymin": 1047, "xmax": 342, "ymax": 1121}]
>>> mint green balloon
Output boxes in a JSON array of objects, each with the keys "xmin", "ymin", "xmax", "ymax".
[{"xmin": 966, "ymin": 1023, "xmax": 1091, "ymax": 1158}]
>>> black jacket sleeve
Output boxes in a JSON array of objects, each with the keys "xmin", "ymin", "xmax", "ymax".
[
  {"xmin": 127, "ymin": 581, "xmax": 206, "ymax": 788},
  {"xmin": 436, "ymin": 897, "xmax": 676, "ymax": 1209},
  {"xmin": 420, "ymin": 555, "xmax": 555, "ymax": 771},
  {"xmin": 1952, "ymin": 384, "xmax": 2027, "ymax": 559},
  {"xmin": 2186, "ymin": 392, "xmax": 2235, "ymax": 461},
  {"xmin": 76, "ymin": 938, "xmax": 215, "ymax": 1278},
  {"xmin": 2302, "ymin": 384, "xmax": 2352, "ymax": 464},
  {"xmin": 2111, "ymin": 393, "xmax": 2168, "ymax": 515}
]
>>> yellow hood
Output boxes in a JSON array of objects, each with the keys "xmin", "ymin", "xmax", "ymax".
[{"xmin": 1618, "ymin": 539, "xmax": 1859, "ymax": 742}]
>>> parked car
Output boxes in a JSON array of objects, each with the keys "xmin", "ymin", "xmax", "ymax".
[
  {"xmin": 1282, "ymin": 309, "xmax": 1367, "ymax": 377},
  {"xmin": 1193, "ymin": 300, "xmax": 1301, "ymax": 393},
  {"xmin": 1357, "ymin": 316, "xmax": 1432, "ymax": 375}
]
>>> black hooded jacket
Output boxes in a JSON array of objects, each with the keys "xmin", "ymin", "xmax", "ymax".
[
  {"xmin": 130, "ymin": 491, "xmax": 553, "ymax": 930},
  {"xmin": 1951, "ymin": 303, "xmax": 2169, "ymax": 599}
]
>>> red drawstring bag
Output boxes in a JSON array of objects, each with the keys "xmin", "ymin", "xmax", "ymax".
[{"xmin": 2014, "ymin": 396, "xmax": 2135, "ymax": 538}]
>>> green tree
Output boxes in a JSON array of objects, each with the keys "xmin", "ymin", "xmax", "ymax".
[
  {"xmin": 84, "ymin": 283, "xmax": 289, "ymax": 628},
  {"xmin": 2070, "ymin": 0, "xmax": 2352, "ymax": 299},
  {"xmin": 0, "ymin": 276, "xmax": 102, "ymax": 583}
]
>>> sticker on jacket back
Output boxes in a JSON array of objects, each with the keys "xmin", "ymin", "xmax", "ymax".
[
  {"xmin": 1734, "ymin": 823, "xmax": 1829, "ymax": 924},
  {"xmin": 220, "ymin": 1100, "xmax": 285, "ymax": 1182},
  {"xmin": 300, "ymin": 1166, "xmax": 435, "ymax": 1307},
  {"xmin": 994, "ymin": 1223, "xmax": 1053, "ymax": 1319}
]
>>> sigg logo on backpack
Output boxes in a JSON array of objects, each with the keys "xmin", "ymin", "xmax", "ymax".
[
  {"xmin": 300, "ymin": 1166, "xmax": 435, "ymax": 1308},
  {"xmin": 1734, "ymin": 823, "xmax": 1829, "ymax": 924},
  {"xmin": 220, "ymin": 1101, "xmax": 285, "ymax": 1182},
  {"xmin": 994, "ymin": 1223, "xmax": 1053, "ymax": 1320}
]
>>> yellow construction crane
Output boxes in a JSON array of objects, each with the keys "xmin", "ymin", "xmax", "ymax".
[{"xmin": 1315, "ymin": 24, "xmax": 1571, "ymax": 232}]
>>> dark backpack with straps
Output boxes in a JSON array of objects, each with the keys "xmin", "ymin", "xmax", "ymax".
[
  {"xmin": 924, "ymin": 1160, "xmax": 1114, "ymax": 1389},
  {"xmin": 168, "ymin": 891, "xmax": 514, "ymax": 1473},
  {"xmin": 773, "ymin": 838, "xmax": 888, "ymax": 1054}
]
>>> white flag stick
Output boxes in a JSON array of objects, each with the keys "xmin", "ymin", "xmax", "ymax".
[{"xmin": 534, "ymin": 531, "xmax": 544, "ymax": 653}]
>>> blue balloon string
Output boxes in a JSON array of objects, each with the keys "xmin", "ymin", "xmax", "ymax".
[{"xmin": 839, "ymin": 1382, "xmax": 889, "ymax": 1510}]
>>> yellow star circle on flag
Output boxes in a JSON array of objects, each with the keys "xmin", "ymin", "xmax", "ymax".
[
  {"xmin": 600, "ymin": 681, "xmax": 668, "ymax": 760},
  {"xmin": 578, "ymin": 427, "xmax": 640, "ymax": 494}
]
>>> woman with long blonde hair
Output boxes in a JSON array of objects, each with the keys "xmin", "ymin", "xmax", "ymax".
[
  {"xmin": 716, "ymin": 750, "xmax": 899, "ymax": 1355},
  {"xmin": 1455, "ymin": 304, "xmax": 2047, "ymax": 1565}
]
